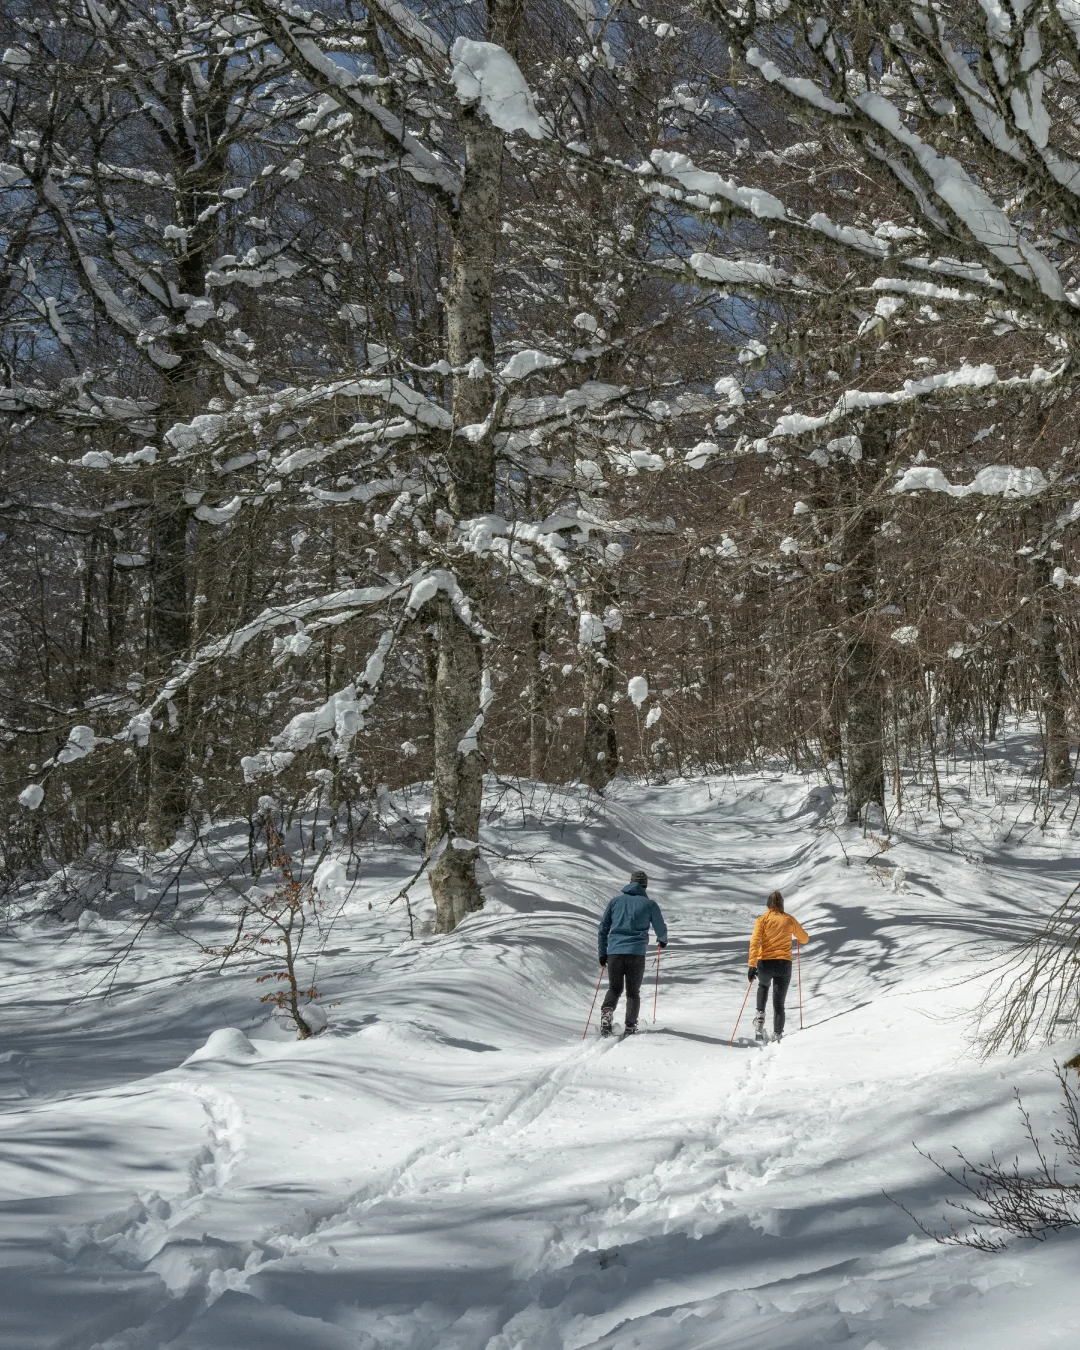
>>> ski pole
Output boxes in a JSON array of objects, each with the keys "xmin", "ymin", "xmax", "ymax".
[
  {"xmin": 729, "ymin": 981, "xmax": 753, "ymax": 1046},
  {"xmin": 582, "ymin": 966, "xmax": 605, "ymax": 1040},
  {"xmin": 797, "ymin": 943, "xmax": 803, "ymax": 1030},
  {"xmin": 653, "ymin": 943, "xmax": 661, "ymax": 1021}
]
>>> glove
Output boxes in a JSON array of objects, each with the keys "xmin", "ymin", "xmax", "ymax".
[
  {"xmin": 747, "ymin": 967, "xmax": 757, "ymax": 983},
  {"xmin": 658, "ymin": 942, "xmax": 667, "ymax": 950},
  {"xmin": 599, "ymin": 959, "xmax": 607, "ymax": 968}
]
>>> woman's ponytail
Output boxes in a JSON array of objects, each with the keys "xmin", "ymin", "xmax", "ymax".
[{"xmin": 766, "ymin": 890, "xmax": 785, "ymax": 913}]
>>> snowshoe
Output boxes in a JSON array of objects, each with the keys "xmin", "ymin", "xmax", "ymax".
[{"xmin": 600, "ymin": 1007, "xmax": 614, "ymax": 1038}]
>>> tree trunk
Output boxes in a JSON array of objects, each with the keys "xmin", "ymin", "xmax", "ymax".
[
  {"xmin": 528, "ymin": 604, "xmax": 551, "ymax": 780},
  {"xmin": 581, "ymin": 618, "xmax": 618, "ymax": 791},
  {"xmin": 146, "ymin": 465, "xmax": 192, "ymax": 848},
  {"xmin": 841, "ymin": 429, "xmax": 886, "ymax": 823},
  {"xmin": 425, "ymin": 79, "xmax": 506, "ymax": 929},
  {"xmin": 1036, "ymin": 559, "xmax": 1072, "ymax": 788},
  {"xmin": 426, "ymin": 593, "xmax": 486, "ymax": 932}
]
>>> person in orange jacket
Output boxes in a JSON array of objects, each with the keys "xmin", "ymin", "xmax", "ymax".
[{"xmin": 748, "ymin": 890, "xmax": 809, "ymax": 1042}]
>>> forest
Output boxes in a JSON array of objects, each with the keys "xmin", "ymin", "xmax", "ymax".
[
  {"xmin": 5, "ymin": 0, "xmax": 1080, "ymax": 925},
  {"xmin": 3, "ymin": 5, "xmax": 1080, "ymax": 1348}
]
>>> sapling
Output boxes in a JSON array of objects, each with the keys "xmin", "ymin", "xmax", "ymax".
[{"xmin": 204, "ymin": 815, "xmax": 326, "ymax": 1039}]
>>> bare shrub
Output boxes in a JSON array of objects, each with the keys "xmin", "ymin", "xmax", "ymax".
[{"xmin": 899, "ymin": 1066, "xmax": 1080, "ymax": 1251}]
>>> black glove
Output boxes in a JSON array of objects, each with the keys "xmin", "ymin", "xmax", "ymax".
[
  {"xmin": 748, "ymin": 967, "xmax": 757, "ymax": 983},
  {"xmin": 599, "ymin": 959, "xmax": 607, "ymax": 968},
  {"xmin": 658, "ymin": 942, "xmax": 667, "ymax": 950}
]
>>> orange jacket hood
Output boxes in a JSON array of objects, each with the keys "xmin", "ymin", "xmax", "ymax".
[{"xmin": 749, "ymin": 910, "xmax": 809, "ymax": 966}]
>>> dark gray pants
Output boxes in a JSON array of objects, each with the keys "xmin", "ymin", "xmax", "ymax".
[
  {"xmin": 755, "ymin": 959, "xmax": 793, "ymax": 1035},
  {"xmin": 602, "ymin": 954, "xmax": 647, "ymax": 1027}
]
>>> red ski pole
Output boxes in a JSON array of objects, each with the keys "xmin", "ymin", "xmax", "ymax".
[
  {"xmin": 653, "ymin": 944, "xmax": 661, "ymax": 1021},
  {"xmin": 582, "ymin": 967, "xmax": 605, "ymax": 1040},
  {"xmin": 797, "ymin": 943, "xmax": 803, "ymax": 1030},
  {"xmin": 729, "ymin": 981, "xmax": 753, "ymax": 1046}
]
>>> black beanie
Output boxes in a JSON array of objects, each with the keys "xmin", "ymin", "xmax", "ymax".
[{"xmin": 630, "ymin": 870, "xmax": 648, "ymax": 887}]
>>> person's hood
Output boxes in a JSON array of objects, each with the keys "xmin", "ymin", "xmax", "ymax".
[{"xmin": 621, "ymin": 882, "xmax": 648, "ymax": 896}]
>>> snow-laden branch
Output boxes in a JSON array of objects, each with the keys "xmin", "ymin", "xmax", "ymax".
[
  {"xmin": 247, "ymin": 0, "xmax": 461, "ymax": 202},
  {"xmin": 16, "ymin": 562, "xmax": 493, "ymax": 808},
  {"xmin": 758, "ymin": 359, "xmax": 1067, "ymax": 446},
  {"xmin": 891, "ymin": 465, "xmax": 1049, "ymax": 499}
]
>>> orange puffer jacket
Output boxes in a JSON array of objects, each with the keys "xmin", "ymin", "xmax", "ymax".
[{"xmin": 749, "ymin": 910, "xmax": 809, "ymax": 966}]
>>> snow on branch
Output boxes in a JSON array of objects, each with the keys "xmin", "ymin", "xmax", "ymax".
[
  {"xmin": 688, "ymin": 252, "xmax": 803, "ymax": 291},
  {"xmin": 16, "ymin": 563, "xmax": 492, "ymax": 807},
  {"xmin": 891, "ymin": 466, "xmax": 1049, "ymax": 499},
  {"xmin": 760, "ymin": 359, "xmax": 1066, "ymax": 445},
  {"xmin": 450, "ymin": 40, "xmax": 550, "ymax": 139},
  {"xmin": 241, "ymin": 630, "xmax": 396, "ymax": 781},
  {"xmin": 248, "ymin": 0, "xmax": 461, "ymax": 201}
]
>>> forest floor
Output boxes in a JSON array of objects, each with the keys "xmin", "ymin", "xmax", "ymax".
[{"xmin": 2, "ymin": 740, "xmax": 1080, "ymax": 1349}]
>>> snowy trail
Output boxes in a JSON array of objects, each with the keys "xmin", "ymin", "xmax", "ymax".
[{"xmin": 3, "ymin": 771, "xmax": 1080, "ymax": 1348}]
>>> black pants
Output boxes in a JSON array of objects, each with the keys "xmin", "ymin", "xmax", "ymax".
[
  {"xmin": 602, "ymin": 954, "xmax": 647, "ymax": 1027},
  {"xmin": 755, "ymin": 959, "xmax": 793, "ymax": 1035}
]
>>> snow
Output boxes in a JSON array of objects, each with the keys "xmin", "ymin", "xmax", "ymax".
[
  {"xmin": 55, "ymin": 725, "xmax": 96, "ymax": 764},
  {"xmin": 456, "ymin": 669, "xmax": 493, "ymax": 756},
  {"xmin": 628, "ymin": 674, "xmax": 649, "ymax": 707},
  {"xmin": 891, "ymin": 625, "xmax": 919, "ymax": 645},
  {"xmin": 714, "ymin": 375, "xmax": 746, "ymax": 406},
  {"xmin": 497, "ymin": 349, "xmax": 563, "ymax": 382},
  {"xmin": 4, "ymin": 765, "xmax": 1080, "ymax": 1348},
  {"xmin": 892, "ymin": 465, "xmax": 1049, "ymax": 499},
  {"xmin": 195, "ymin": 496, "xmax": 243, "ymax": 525},
  {"xmin": 766, "ymin": 362, "xmax": 1064, "ymax": 444},
  {"xmin": 17, "ymin": 783, "xmax": 43, "ymax": 809},
  {"xmin": 853, "ymin": 90, "xmax": 1066, "ymax": 301},
  {"xmin": 650, "ymin": 149, "xmax": 787, "ymax": 220},
  {"xmin": 686, "ymin": 440, "xmax": 720, "ymax": 469},
  {"xmin": 689, "ymin": 252, "xmax": 789, "ymax": 288},
  {"xmin": 745, "ymin": 46, "xmax": 850, "ymax": 114},
  {"xmin": 450, "ymin": 39, "xmax": 550, "ymax": 139},
  {"xmin": 808, "ymin": 211, "xmax": 887, "ymax": 256}
]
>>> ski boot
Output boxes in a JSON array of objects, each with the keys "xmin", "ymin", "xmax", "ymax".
[
  {"xmin": 753, "ymin": 1014, "xmax": 766, "ymax": 1043},
  {"xmin": 600, "ymin": 1006, "xmax": 614, "ymax": 1037},
  {"xmin": 622, "ymin": 1022, "xmax": 637, "ymax": 1038}
]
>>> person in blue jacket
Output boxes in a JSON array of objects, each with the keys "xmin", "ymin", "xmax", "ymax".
[{"xmin": 598, "ymin": 870, "xmax": 668, "ymax": 1037}]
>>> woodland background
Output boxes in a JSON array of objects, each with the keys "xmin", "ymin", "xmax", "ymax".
[{"xmin": 3, "ymin": 0, "xmax": 1080, "ymax": 938}]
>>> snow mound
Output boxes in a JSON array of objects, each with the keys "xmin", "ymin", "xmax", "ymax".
[{"xmin": 183, "ymin": 1027, "xmax": 259, "ymax": 1063}]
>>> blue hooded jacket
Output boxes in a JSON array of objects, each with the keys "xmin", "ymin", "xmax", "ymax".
[{"xmin": 598, "ymin": 882, "xmax": 668, "ymax": 960}]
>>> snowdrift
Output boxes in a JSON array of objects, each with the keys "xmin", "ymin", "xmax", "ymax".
[{"xmin": 2, "ymin": 765, "xmax": 1079, "ymax": 1349}]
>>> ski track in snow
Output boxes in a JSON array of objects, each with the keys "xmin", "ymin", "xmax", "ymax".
[{"xmin": 4, "ymin": 768, "xmax": 1080, "ymax": 1349}]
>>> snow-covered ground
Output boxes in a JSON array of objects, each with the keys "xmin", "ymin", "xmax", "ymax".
[{"xmin": 3, "ymin": 757, "xmax": 1080, "ymax": 1350}]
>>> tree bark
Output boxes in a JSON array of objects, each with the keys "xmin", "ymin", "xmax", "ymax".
[
  {"xmin": 841, "ymin": 429, "xmax": 886, "ymax": 823},
  {"xmin": 425, "ymin": 48, "xmax": 509, "ymax": 929},
  {"xmin": 426, "ymin": 593, "xmax": 486, "ymax": 933},
  {"xmin": 528, "ymin": 604, "xmax": 551, "ymax": 780},
  {"xmin": 581, "ymin": 588, "xmax": 619, "ymax": 789},
  {"xmin": 1036, "ymin": 559, "xmax": 1072, "ymax": 788},
  {"xmin": 146, "ymin": 463, "xmax": 192, "ymax": 848}
]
